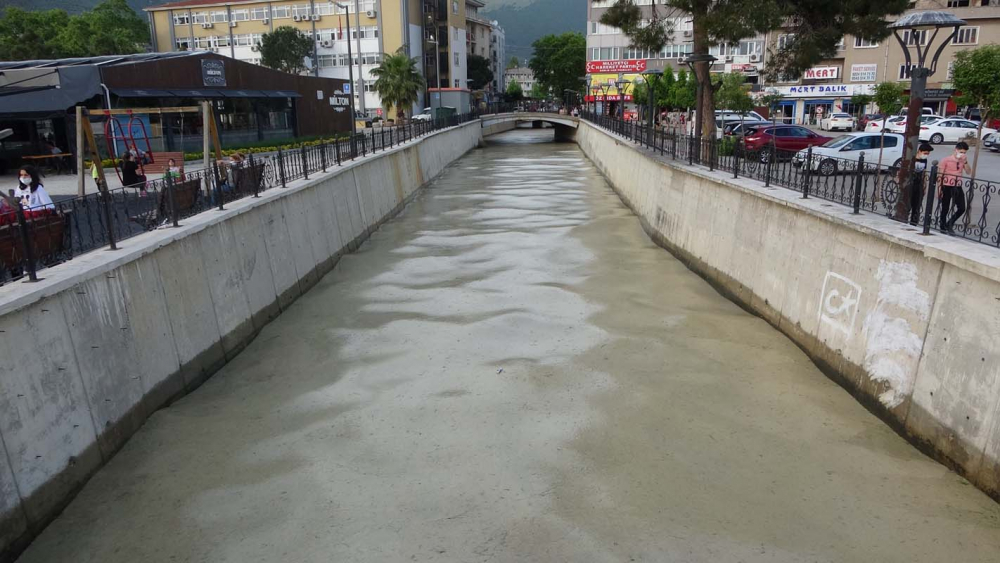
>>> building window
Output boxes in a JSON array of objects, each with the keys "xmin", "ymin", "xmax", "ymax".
[
  {"xmin": 454, "ymin": 79, "xmax": 460, "ymax": 88},
  {"xmin": 777, "ymin": 34, "xmax": 795, "ymax": 50},
  {"xmin": 835, "ymin": 37, "xmax": 845, "ymax": 50},
  {"xmin": 231, "ymin": 10, "xmax": 249, "ymax": 22},
  {"xmin": 453, "ymin": 0, "xmax": 458, "ymax": 14},
  {"xmin": 250, "ymin": 7, "xmax": 268, "ymax": 20},
  {"xmin": 210, "ymin": 11, "xmax": 228, "ymax": 23},
  {"xmin": 902, "ymin": 29, "xmax": 928, "ymax": 46},
  {"xmin": 292, "ymin": 5, "xmax": 313, "ymax": 18},
  {"xmin": 191, "ymin": 12, "xmax": 208, "ymax": 24},
  {"xmin": 271, "ymin": 6, "xmax": 291, "ymax": 18},
  {"xmin": 953, "ymin": 26, "xmax": 978, "ymax": 45},
  {"xmin": 854, "ymin": 36, "xmax": 878, "ymax": 48},
  {"xmin": 946, "ymin": 60, "xmax": 955, "ymax": 81},
  {"xmin": 175, "ymin": 38, "xmax": 191, "ymax": 50},
  {"xmin": 173, "ymin": 13, "xmax": 189, "ymax": 25},
  {"xmin": 947, "ymin": 0, "xmax": 970, "ymax": 6},
  {"xmin": 454, "ymin": 52, "xmax": 460, "ymax": 66},
  {"xmin": 898, "ymin": 63, "xmax": 917, "ymax": 80}
]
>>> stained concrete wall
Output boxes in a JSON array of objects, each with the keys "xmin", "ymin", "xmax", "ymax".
[
  {"xmin": 574, "ymin": 121, "xmax": 1000, "ymax": 503},
  {"xmin": 0, "ymin": 120, "xmax": 483, "ymax": 561}
]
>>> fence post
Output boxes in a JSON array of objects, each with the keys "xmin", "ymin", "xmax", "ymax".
[
  {"xmin": 335, "ymin": 138, "xmax": 342, "ymax": 165},
  {"xmin": 688, "ymin": 135, "xmax": 694, "ymax": 166},
  {"xmin": 277, "ymin": 148, "xmax": 287, "ymax": 188},
  {"xmin": 852, "ymin": 152, "xmax": 865, "ymax": 214},
  {"xmin": 764, "ymin": 148, "xmax": 772, "ymax": 187},
  {"xmin": 709, "ymin": 136, "xmax": 716, "ymax": 172},
  {"xmin": 13, "ymin": 203, "xmax": 38, "ymax": 282},
  {"xmin": 249, "ymin": 153, "xmax": 260, "ymax": 197},
  {"xmin": 320, "ymin": 141, "xmax": 328, "ymax": 172},
  {"xmin": 802, "ymin": 145, "xmax": 812, "ymax": 199},
  {"xmin": 923, "ymin": 162, "xmax": 938, "ymax": 235},
  {"xmin": 95, "ymin": 179, "xmax": 118, "ymax": 250},
  {"xmin": 301, "ymin": 146, "xmax": 309, "ymax": 180},
  {"xmin": 671, "ymin": 132, "xmax": 677, "ymax": 160},
  {"xmin": 164, "ymin": 169, "xmax": 180, "ymax": 227},
  {"xmin": 733, "ymin": 138, "xmax": 740, "ymax": 179}
]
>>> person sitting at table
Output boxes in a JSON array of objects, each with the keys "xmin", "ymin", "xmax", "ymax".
[
  {"xmin": 14, "ymin": 166, "xmax": 55, "ymax": 217},
  {"xmin": 165, "ymin": 158, "xmax": 184, "ymax": 181}
]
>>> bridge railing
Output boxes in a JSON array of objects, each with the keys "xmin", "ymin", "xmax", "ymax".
[
  {"xmin": 580, "ymin": 111, "xmax": 1000, "ymax": 249},
  {"xmin": 0, "ymin": 111, "xmax": 501, "ymax": 288}
]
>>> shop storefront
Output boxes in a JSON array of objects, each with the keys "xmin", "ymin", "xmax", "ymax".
[{"xmin": 763, "ymin": 83, "xmax": 875, "ymax": 125}]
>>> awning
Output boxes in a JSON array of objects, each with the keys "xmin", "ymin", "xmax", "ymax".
[
  {"xmin": 220, "ymin": 89, "xmax": 264, "ymax": 98},
  {"xmin": 168, "ymin": 89, "xmax": 226, "ymax": 98},
  {"xmin": 264, "ymin": 90, "xmax": 302, "ymax": 98},
  {"xmin": 0, "ymin": 66, "xmax": 102, "ymax": 118},
  {"xmin": 108, "ymin": 88, "xmax": 302, "ymax": 99},
  {"xmin": 111, "ymin": 88, "xmax": 175, "ymax": 98}
]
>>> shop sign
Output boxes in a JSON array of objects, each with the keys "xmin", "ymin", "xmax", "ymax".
[
  {"xmin": 803, "ymin": 66, "xmax": 840, "ymax": 80},
  {"xmin": 766, "ymin": 83, "xmax": 875, "ymax": 98},
  {"xmin": 329, "ymin": 90, "xmax": 350, "ymax": 112},
  {"xmin": 585, "ymin": 95, "xmax": 634, "ymax": 102},
  {"xmin": 729, "ymin": 63, "xmax": 758, "ymax": 75},
  {"xmin": 923, "ymin": 88, "xmax": 956, "ymax": 99},
  {"xmin": 850, "ymin": 64, "xmax": 877, "ymax": 82},
  {"xmin": 586, "ymin": 59, "xmax": 648, "ymax": 74},
  {"xmin": 201, "ymin": 59, "xmax": 226, "ymax": 87}
]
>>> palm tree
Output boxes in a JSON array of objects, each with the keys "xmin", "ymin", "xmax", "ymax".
[{"xmin": 370, "ymin": 48, "xmax": 426, "ymax": 121}]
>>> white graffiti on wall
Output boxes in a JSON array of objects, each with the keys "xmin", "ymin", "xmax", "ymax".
[
  {"xmin": 819, "ymin": 272, "xmax": 862, "ymax": 335},
  {"xmin": 861, "ymin": 261, "xmax": 931, "ymax": 408}
]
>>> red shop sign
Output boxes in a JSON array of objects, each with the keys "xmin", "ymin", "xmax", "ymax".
[
  {"xmin": 586, "ymin": 59, "xmax": 648, "ymax": 74},
  {"xmin": 585, "ymin": 95, "xmax": 634, "ymax": 102}
]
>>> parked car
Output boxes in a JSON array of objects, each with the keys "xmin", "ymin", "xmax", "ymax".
[
  {"xmin": 919, "ymin": 118, "xmax": 997, "ymax": 144},
  {"xmin": 865, "ymin": 116, "xmax": 905, "ymax": 132},
  {"xmin": 716, "ymin": 109, "xmax": 766, "ymax": 122},
  {"xmin": 884, "ymin": 115, "xmax": 943, "ymax": 134},
  {"xmin": 412, "ymin": 108, "xmax": 433, "ymax": 122},
  {"xmin": 897, "ymin": 107, "xmax": 937, "ymax": 117},
  {"xmin": 857, "ymin": 114, "xmax": 883, "ymax": 131},
  {"xmin": 965, "ymin": 107, "xmax": 983, "ymax": 122},
  {"xmin": 820, "ymin": 113, "xmax": 855, "ymax": 132},
  {"xmin": 792, "ymin": 132, "xmax": 904, "ymax": 175},
  {"xmin": 723, "ymin": 120, "xmax": 770, "ymax": 137},
  {"xmin": 985, "ymin": 132, "xmax": 1000, "ymax": 152},
  {"xmin": 743, "ymin": 125, "xmax": 831, "ymax": 162}
]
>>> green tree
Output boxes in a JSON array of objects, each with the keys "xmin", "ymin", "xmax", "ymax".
[
  {"xmin": 0, "ymin": 0, "xmax": 148, "ymax": 61},
  {"xmin": 672, "ymin": 69, "xmax": 696, "ymax": 112},
  {"xmin": 715, "ymin": 73, "xmax": 754, "ymax": 133},
  {"xmin": 530, "ymin": 82, "xmax": 547, "ymax": 100},
  {"xmin": 370, "ymin": 47, "xmax": 426, "ymax": 120},
  {"xmin": 871, "ymin": 82, "xmax": 906, "ymax": 175},
  {"xmin": 528, "ymin": 32, "xmax": 586, "ymax": 99},
  {"xmin": 952, "ymin": 45, "xmax": 1000, "ymax": 179},
  {"xmin": 507, "ymin": 56, "xmax": 520, "ymax": 69},
  {"xmin": 261, "ymin": 26, "xmax": 314, "ymax": 75},
  {"xmin": 850, "ymin": 93, "xmax": 873, "ymax": 121},
  {"xmin": 506, "ymin": 80, "xmax": 524, "ymax": 101},
  {"xmin": 467, "ymin": 54, "xmax": 494, "ymax": 91}
]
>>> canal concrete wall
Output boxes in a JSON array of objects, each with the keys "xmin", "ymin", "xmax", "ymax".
[
  {"xmin": 575, "ymin": 121, "xmax": 1000, "ymax": 503},
  {"xmin": 0, "ymin": 121, "xmax": 483, "ymax": 561}
]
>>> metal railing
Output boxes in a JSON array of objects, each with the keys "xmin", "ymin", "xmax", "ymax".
[
  {"xmin": 581, "ymin": 111, "xmax": 1000, "ymax": 249},
  {"xmin": 0, "ymin": 109, "xmax": 507, "ymax": 287}
]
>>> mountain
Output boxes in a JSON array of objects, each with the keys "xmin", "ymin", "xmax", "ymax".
[{"xmin": 482, "ymin": 0, "xmax": 586, "ymax": 65}]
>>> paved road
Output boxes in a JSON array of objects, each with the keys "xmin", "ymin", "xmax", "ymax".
[{"xmin": 17, "ymin": 129, "xmax": 1000, "ymax": 562}]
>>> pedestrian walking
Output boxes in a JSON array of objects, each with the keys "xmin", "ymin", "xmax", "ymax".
[
  {"xmin": 937, "ymin": 141, "xmax": 972, "ymax": 234},
  {"xmin": 909, "ymin": 143, "xmax": 933, "ymax": 226}
]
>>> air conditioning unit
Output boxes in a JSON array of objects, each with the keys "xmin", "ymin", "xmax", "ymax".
[
  {"xmin": 292, "ymin": 15, "xmax": 301, "ymax": 21},
  {"xmin": 321, "ymin": 40, "xmax": 332, "ymax": 47},
  {"xmin": 683, "ymin": 30, "xmax": 692, "ymax": 37},
  {"xmin": 749, "ymin": 53, "xmax": 761, "ymax": 62},
  {"xmin": 312, "ymin": 14, "xmax": 320, "ymax": 21},
  {"xmin": 262, "ymin": 18, "xmax": 269, "ymax": 24},
  {"xmin": 251, "ymin": 45, "xmax": 259, "ymax": 52},
  {"xmin": 725, "ymin": 55, "xmax": 733, "ymax": 62},
  {"xmin": 202, "ymin": 22, "xmax": 213, "ymax": 29},
  {"xmin": 230, "ymin": 21, "xmax": 237, "ymax": 27},
  {"xmin": 366, "ymin": 9, "xmax": 376, "ymax": 17}
]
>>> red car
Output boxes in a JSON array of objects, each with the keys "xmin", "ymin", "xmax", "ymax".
[{"xmin": 743, "ymin": 125, "xmax": 831, "ymax": 162}]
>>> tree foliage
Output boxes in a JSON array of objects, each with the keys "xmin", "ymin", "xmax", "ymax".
[
  {"xmin": 507, "ymin": 56, "xmax": 520, "ymax": 69},
  {"xmin": 0, "ymin": 0, "xmax": 148, "ymax": 61},
  {"xmin": 952, "ymin": 45, "xmax": 1000, "ymax": 179},
  {"xmin": 370, "ymin": 48, "xmax": 426, "ymax": 120},
  {"xmin": 872, "ymin": 82, "xmax": 906, "ymax": 172},
  {"xmin": 261, "ymin": 26, "xmax": 314, "ymax": 75},
  {"xmin": 715, "ymin": 73, "xmax": 754, "ymax": 115},
  {"xmin": 850, "ymin": 94, "xmax": 873, "ymax": 117},
  {"xmin": 530, "ymin": 82, "xmax": 547, "ymax": 100},
  {"xmin": 506, "ymin": 80, "xmax": 524, "ymax": 101},
  {"xmin": 528, "ymin": 32, "xmax": 586, "ymax": 100},
  {"xmin": 467, "ymin": 54, "xmax": 494, "ymax": 91},
  {"xmin": 673, "ymin": 69, "xmax": 696, "ymax": 110}
]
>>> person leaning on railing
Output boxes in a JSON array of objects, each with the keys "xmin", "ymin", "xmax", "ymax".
[
  {"xmin": 14, "ymin": 165, "xmax": 55, "ymax": 218},
  {"xmin": 937, "ymin": 141, "xmax": 971, "ymax": 234}
]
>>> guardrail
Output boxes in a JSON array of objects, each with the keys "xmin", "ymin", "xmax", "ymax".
[
  {"xmin": 582, "ymin": 111, "xmax": 1000, "ymax": 249},
  {"xmin": 0, "ymin": 109, "xmax": 510, "ymax": 287}
]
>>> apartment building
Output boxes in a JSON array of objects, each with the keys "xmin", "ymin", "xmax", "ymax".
[
  {"xmin": 504, "ymin": 66, "xmax": 535, "ymax": 95},
  {"xmin": 489, "ymin": 20, "xmax": 505, "ymax": 95},
  {"xmin": 585, "ymin": 0, "xmax": 1000, "ymax": 122},
  {"xmin": 146, "ymin": 0, "xmax": 472, "ymax": 116},
  {"xmin": 461, "ymin": 1, "xmax": 505, "ymax": 95}
]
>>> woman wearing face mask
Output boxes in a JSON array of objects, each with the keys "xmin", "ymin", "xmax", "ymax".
[
  {"xmin": 14, "ymin": 166, "xmax": 55, "ymax": 217},
  {"xmin": 937, "ymin": 141, "xmax": 972, "ymax": 234}
]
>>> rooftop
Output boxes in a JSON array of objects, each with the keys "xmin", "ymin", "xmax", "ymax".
[
  {"xmin": 0, "ymin": 51, "xmax": 199, "ymax": 71},
  {"xmin": 145, "ymin": 0, "xmax": 261, "ymax": 11}
]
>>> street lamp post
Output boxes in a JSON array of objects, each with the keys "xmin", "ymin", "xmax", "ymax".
[
  {"xmin": 335, "ymin": 2, "xmax": 357, "ymax": 138},
  {"xmin": 426, "ymin": 36, "xmax": 442, "ymax": 112},
  {"xmin": 683, "ymin": 53, "xmax": 718, "ymax": 155},
  {"xmin": 585, "ymin": 75, "xmax": 593, "ymax": 115},
  {"xmin": 598, "ymin": 82, "xmax": 611, "ymax": 116},
  {"xmin": 890, "ymin": 11, "xmax": 966, "ymax": 221},
  {"xmin": 615, "ymin": 78, "xmax": 631, "ymax": 121},
  {"xmin": 640, "ymin": 69, "xmax": 662, "ymax": 146},
  {"xmin": 591, "ymin": 85, "xmax": 601, "ymax": 115}
]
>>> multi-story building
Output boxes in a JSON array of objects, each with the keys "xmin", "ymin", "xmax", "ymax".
[
  {"xmin": 586, "ymin": 0, "xmax": 1000, "ymax": 123},
  {"xmin": 145, "ymin": 0, "xmax": 471, "ymax": 116},
  {"xmin": 504, "ymin": 67, "xmax": 535, "ymax": 95},
  {"xmin": 489, "ymin": 20, "xmax": 505, "ymax": 95}
]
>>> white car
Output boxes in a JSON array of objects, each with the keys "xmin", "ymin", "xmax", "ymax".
[
  {"xmin": 412, "ymin": 108, "xmax": 433, "ymax": 122},
  {"xmin": 919, "ymin": 118, "xmax": 996, "ymax": 144},
  {"xmin": 792, "ymin": 132, "xmax": 905, "ymax": 176},
  {"xmin": 820, "ymin": 113, "xmax": 855, "ymax": 132},
  {"xmin": 865, "ymin": 116, "xmax": 905, "ymax": 132},
  {"xmin": 884, "ymin": 115, "xmax": 943, "ymax": 134}
]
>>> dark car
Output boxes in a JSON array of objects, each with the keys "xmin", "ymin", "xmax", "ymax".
[
  {"xmin": 723, "ymin": 120, "xmax": 770, "ymax": 137},
  {"xmin": 743, "ymin": 125, "xmax": 831, "ymax": 162},
  {"xmin": 857, "ymin": 114, "xmax": 883, "ymax": 131}
]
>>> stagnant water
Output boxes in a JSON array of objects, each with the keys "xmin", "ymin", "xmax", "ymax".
[{"xmin": 19, "ymin": 129, "xmax": 1000, "ymax": 562}]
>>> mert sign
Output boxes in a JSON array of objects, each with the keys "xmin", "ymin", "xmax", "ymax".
[
  {"xmin": 586, "ymin": 59, "xmax": 647, "ymax": 74},
  {"xmin": 803, "ymin": 66, "xmax": 840, "ymax": 80}
]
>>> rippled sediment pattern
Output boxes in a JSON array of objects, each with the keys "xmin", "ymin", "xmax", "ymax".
[{"xmin": 19, "ymin": 129, "xmax": 1000, "ymax": 563}]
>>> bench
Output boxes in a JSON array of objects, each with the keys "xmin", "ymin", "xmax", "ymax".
[
  {"xmin": 229, "ymin": 162, "xmax": 266, "ymax": 197},
  {"xmin": 0, "ymin": 212, "xmax": 71, "ymax": 272},
  {"xmin": 131, "ymin": 178, "xmax": 202, "ymax": 230},
  {"xmin": 141, "ymin": 152, "xmax": 185, "ymax": 174}
]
